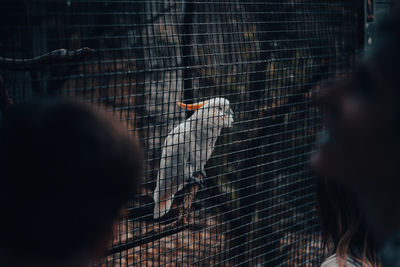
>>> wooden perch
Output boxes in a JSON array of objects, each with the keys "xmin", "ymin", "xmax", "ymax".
[
  {"xmin": 108, "ymin": 173, "xmax": 204, "ymax": 255},
  {"xmin": 0, "ymin": 47, "xmax": 94, "ymax": 70},
  {"xmin": 0, "ymin": 76, "xmax": 13, "ymax": 111}
]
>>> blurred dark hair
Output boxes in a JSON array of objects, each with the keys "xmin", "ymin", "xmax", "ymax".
[
  {"xmin": 316, "ymin": 179, "xmax": 380, "ymax": 267},
  {"xmin": 0, "ymin": 98, "xmax": 142, "ymax": 264}
]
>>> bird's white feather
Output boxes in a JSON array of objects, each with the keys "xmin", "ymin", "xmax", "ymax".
[{"xmin": 153, "ymin": 98, "xmax": 234, "ymax": 219}]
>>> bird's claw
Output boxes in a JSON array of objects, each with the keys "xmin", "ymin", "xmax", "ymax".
[
  {"xmin": 187, "ymin": 176, "xmax": 204, "ymax": 189},
  {"xmin": 200, "ymin": 170, "xmax": 207, "ymax": 179},
  {"xmin": 193, "ymin": 170, "xmax": 207, "ymax": 179}
]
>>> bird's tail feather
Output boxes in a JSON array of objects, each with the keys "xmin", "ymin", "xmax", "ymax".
[{"xmin": 153, "ymin": 195, "xmax": 174, "ymax": 219}]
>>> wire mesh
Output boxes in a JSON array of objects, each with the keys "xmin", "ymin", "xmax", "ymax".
[{"xmin": 0, "ymin": 1, "xmax": 359, "ymax": 266}]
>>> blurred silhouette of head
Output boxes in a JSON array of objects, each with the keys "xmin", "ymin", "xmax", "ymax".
[
  {"xmin": 312, "ymin": 5, "xmax": 400, "ymax": 251},
  {"xmin": 0, "ymin": 98, "xmax": 142, "ymax": 266},
  {"xmin": 312, "ymin": 8, "xmax": 400, "ymax": 189}
]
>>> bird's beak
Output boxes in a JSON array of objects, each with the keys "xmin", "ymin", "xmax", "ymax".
[
  {"xmin": 227, "ymin": 108, "xmax": 234, "ymax": 116},
  {"xmin": 177, "ymin": 101, "xmax": 208, "ymax": 110}
]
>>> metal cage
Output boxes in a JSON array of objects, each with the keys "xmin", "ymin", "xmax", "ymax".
[{"xmin": 0, "ymin": 1, "xmax": 360, "ymax": 266}]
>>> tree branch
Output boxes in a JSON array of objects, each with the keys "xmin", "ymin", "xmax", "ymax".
[
  {"xmin": 0, "ymin": 47, "xmax": 94, "ymax": 70},
  {"xmin": 108, "ymin": 173, "xmax": 204, "ymax": 255}
]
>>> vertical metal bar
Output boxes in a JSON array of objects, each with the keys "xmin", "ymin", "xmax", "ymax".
[
  {"xmin": 31, "ymin": 2, "xmax": 48, "ymax": 95},
  {"xmin": 364, "ymin": 0, "xmax": 375, "ymax": 51},
  {"xmin": 364, "ymin": 0, "xmax": 391, "ymax": 51}
]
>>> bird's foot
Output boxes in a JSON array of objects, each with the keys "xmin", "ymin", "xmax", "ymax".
[
  {"xmin": 193, "ymin": 170, "xmax": 207, "ymax": 179},
  {"xmin": 200, "ymin": 170, "xmax": 207, "ymax": 179},
  {"xmin": 187, "ymin": 176, "xmax": 204, "ymax": 189}
]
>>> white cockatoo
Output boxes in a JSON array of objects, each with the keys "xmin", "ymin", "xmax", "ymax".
[{"xmin": 153, "ymin": 97, "xmax": 234, "ymax": 219}]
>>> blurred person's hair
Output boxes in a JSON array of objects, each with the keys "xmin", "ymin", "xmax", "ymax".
[
  {"xmin": 316, "ymin": 179, "xmax": 381, "ymax": 267},
  {"xmin": 0, "ymin": 98, "xmax": 142, "ymax": 265}
]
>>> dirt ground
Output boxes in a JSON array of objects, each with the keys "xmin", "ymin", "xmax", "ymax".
[{"xmin": 97, "ymin": 212, "xmax": 324, "ymax": 267}]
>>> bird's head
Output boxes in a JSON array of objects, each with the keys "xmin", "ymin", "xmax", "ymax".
[{"xmin": 177, "ymin": 97, "xmax": 234, "ymax": 128}]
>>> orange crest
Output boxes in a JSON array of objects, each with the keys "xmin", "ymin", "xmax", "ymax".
[{"xmin": 177, "ymin": 101, "xmax": 208, "ymax": 110}]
